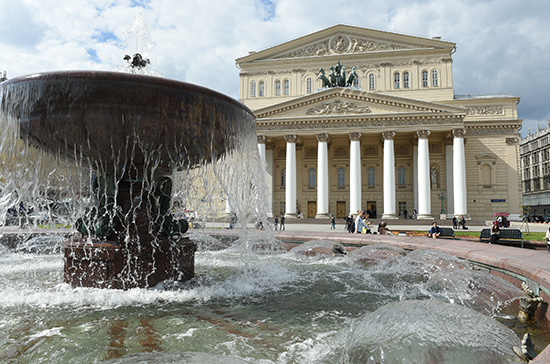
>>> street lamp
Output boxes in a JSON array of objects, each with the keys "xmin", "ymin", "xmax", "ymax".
[{"xmin": 438, "ymin": 189, "xmax": 446, "ymax": 215}]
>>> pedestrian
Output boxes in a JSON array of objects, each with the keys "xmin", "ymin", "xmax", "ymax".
[
  {"xmin": 355, "ymin": 210, "xmax": 368, "ymax": 234},
  {"xmin": 345, "ymin": 215, "xmax": 355, "ymax": 233},
  {"xmin": 362, "ymin": 210, "xmax": 372, "ymax": 233},
  {"xmin": 280, "ymin": 214, "xmax": 285, "ymax": 230},
  {"xmin": 330, "ymin": 215, "xmax": 335, "ymax": 229},
  {"xmin": 452, "ymin": 216, "xmax": 458, "ymax": 229},
  {"xmin": 274, "ymin": 216, "xmax": 278, "ymax": 231},
  {"xmin": 413, "ymin": 208, "xmax": 417, "ymax": 219},
  {"xmin": 461, "ymin": 215, "xmax": 467, "ymax": 229},
  {"xmin": 545, "ymin": 227, "xmax": 550, "ymax": 251},
  {"xmin": 403, "ymin": 209, "xmax": 408, "ymax": 219},
  {"xmin": 490, "ymin": 220, "xmax": 500, "ymax": 244}
]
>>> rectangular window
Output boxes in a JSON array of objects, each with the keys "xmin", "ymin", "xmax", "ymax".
[
  {"xmin": 431, "ymin": 69, "xmax": 439, "ymax": 87},
  {"xmin": 369, "ymin": 74, "xmax": 375, "ymax": 90},
  {"xmin": 422, "ymin": 71, "xmax": 429, "ymax": 87},
  {"xmin": 403, "ymin": 72, "xmax": 410, "ymax": 88},
  {"xmin": 394, "ymin": 73, "xmax": 400, "ymax": 89}
]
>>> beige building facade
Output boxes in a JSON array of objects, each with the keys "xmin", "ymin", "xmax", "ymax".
[{"xmin": 236, "ymin": 25, "xmax": 522, "ymax": 221}]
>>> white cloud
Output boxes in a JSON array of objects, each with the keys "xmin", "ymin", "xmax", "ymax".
[{"xmin": 1, "ymin": 0, "xmax": 549, "ymax": 135}]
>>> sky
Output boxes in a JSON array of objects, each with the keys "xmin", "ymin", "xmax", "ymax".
[{"xmin": 1, "ymin": 0, "xmax": 549, "ymax": 137}]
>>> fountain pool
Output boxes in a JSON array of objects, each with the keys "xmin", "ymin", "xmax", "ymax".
[{"xmin": 0, "ymin": 234, "xmax": 545, "ymax": 364}]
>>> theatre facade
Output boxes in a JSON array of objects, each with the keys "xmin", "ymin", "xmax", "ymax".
[{"xmin": 236, "ymin": 25, "xmax": 522, "ymax": 221}]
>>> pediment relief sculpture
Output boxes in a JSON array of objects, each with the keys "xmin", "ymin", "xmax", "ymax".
[
  {"xmin": 306, "ymin": 99, "xmax": 372, "ymax": 115},
  {"xmin": 466, "ymin": 105, "xmax": 504, "ymax": 116},
  {"xmin": 273, "ymin": 34, "xmax": 416, "ymax": 59}
]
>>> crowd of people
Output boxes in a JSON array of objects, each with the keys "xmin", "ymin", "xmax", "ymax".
[{"xmin": 342, "ymin": 210, "xmax": 391, "ymax": 235}]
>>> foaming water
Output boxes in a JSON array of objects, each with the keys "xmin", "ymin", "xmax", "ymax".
[{"xmin": 0, "ymin": 242, "xmax": 540, "ymax": 363}]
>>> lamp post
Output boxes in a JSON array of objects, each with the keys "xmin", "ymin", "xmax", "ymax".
[{"xmin": 438, "ymin": 189, "xmax": 446, "ymax": 215}]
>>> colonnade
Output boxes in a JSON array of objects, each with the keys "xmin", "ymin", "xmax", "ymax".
[{"xmin": 257, "ymin": 129, "xmax": 468, "ymax": 219}]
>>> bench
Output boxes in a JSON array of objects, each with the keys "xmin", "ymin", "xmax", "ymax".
[
  {"xmin": 427, "ymin": 227, "xmax": 455, "ymax": 239},
  {"xmin": 479, "ymin": 228, "xmax": 524, "ymax": 248}
]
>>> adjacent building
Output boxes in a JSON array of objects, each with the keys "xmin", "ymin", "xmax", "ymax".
[
  {"xmin": 520, "ymin": 122, "xmax": 550, "ymax": 217},
  {"xmin": 236, "ymin": 24, "xmax": 522, "ymax": 221}
]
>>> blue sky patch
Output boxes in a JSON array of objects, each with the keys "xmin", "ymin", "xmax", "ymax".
[
  {"xmin": 86, "ymin": 48, "xmax": 101, "ymax": 63},
  {"xmin": 257, "ymin": 0, "xmax": 276, "ymax": 21},
  {"xmin": 93, "ymin": 30, "xmax": 118, "ymax": 43}
]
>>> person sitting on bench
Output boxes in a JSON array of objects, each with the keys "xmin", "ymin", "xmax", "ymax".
[
  {"xmin": 490, "ymin": 220, "xmax": 501, "ymax": 244},
  {"xmin": 428, "ymin": 221, "xmax": 442, "ymax": 238}
]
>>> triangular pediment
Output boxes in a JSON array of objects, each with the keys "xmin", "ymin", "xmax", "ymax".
[
  {"xmin": 255, "ymin": 88, "xmax": 467, "ymax": 120},
  {"xmin": 237, "ymin": 24, "xmax": 455, "ymax": 63}
]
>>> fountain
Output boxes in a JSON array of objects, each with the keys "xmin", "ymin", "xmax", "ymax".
[
  {"xmin": 0, "ymin": 15, "xmax": 548, "ymax": 363},
  {"xmin": 0, "ymin": 70, "xmax": 256, "ymax": 289}
]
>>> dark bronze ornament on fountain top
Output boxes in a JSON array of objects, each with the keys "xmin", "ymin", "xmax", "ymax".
[
  {"xmin": 0, "ymin": 70, "xmax": 255, "ymax": 289},
  {"xmin": 123, "ymin": 53, "xmax": 150, "ymax": 70}
]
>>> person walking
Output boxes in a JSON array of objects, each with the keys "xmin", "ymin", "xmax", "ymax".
[
  {"xmin": 330, "ymin": 215, "xmax": 335, "ymax": 229},
  {"xmin": 274, "ymin": 216, "xmax": 278, "ymax": 231},
  {"xmin": 362, "ymin": 211, "xmax": 372, "ymax": 233},
  {"xmin": 452, "ymin": 216, "xmax": 458, "ymax": 229},
  {"xmin": 345, "ymin": 215, "xmax": 354, "ymax": 233},
  {"xmin": 280, "ymin": 214, "xmax": 285, "ymax": 230},
  {"xmin": 461, "ymin": 215, "xmax": 467, "ymax": 229},
  {"xmin": 355, "ymin": 210, "xmax": 368, "ymax": 234}
]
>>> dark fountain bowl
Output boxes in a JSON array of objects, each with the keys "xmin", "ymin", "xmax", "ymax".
[{"xmin": 0, "ymin": 70, "xmax": 255, "ymax": 174}]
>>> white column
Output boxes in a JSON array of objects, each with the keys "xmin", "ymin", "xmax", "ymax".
[
  {"xmin": 417, "ymin": 130, "xmax": 433, "ymax": 219},
  {"xmin": 316, "ymin": 133, "xmax": 330, "ymax": 218},
  {"xmin": 257, "ymin": 135, "xmax": 266, "ymax": 162},
  {"xmin": 257, "ymin": 135, "xmax": 273, "ymax": 217},
  {"xmin": 413, "ymin": 138, "xmax": 418, "ymax": 216},
  {"xmin": 382, "ymin": 131, "xmax": 398, "ymax": 219},
  {"xmin": 445, "ymin": 137, "xmax": 454, "ymax": 218},
  {"xmin": 284, "ymin": 134, "xmax": 298, "ymax": 218},
  {"xmin": 349, "ymin": 132, "xmax": 362, "ymax": 215},
  {"xmin": 453, "ymin": 129, "xmax": 468, "ymax": 216}
]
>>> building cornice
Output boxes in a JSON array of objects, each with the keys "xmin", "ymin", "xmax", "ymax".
[
  {"xmin": 255, "ymin": 89, "xmax": 467, "ymax": 119},
  {"xmin": 256, "ymin": 114, "xmax": 464, "ymax": 133}
]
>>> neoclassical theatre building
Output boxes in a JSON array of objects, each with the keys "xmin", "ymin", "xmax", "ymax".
[{"xmin": 236, "ymin": 24, "xmax": 522, "ymax": 221}]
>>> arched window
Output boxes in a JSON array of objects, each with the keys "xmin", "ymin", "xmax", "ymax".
[
  {"xmin": 250, "ymin": 81, "xmax": 257, "ymax": 97},
  {"xmin": 309, "ymin": 168, "xmax": 316, "ymax": 187},
  {"xmin": 353, "ymin": 76, "xmax": 359, "ymax": 86},
  {"xmin": 394, "ymin": 72, "xmax": 400, "ymax": 89},
  {"xmin": 403, "ymin": 72, "xmax": 410, "ymax": 88},
  {"xmin": 338, "ymin": 168, "xmax": 345, "ymax": 186},
  {"xmin": 284, "ymin": 80, "xmax": 290, "ymax": 95},
  {"xmin": 368, "ymin": 73, "xmax": 375, "ymax": 90},
  {"xmin": 281, "ymin": 169, "xmax": 286, "ymax": 187},
  {"xmin": 422, "ymin": 71, "xmax": 429, "ymax": 87},
  {"xmin": 259, "ymin": 81, "xmax": 265, "ymax": 96},
  {"xmin": 482, "ymin": 164, "xmax": 492, "ymax": 185},
  {"xmin": 275, "ymin": 80, "xmax": 281, "ymax": 96},
  {"xmin": 368, "ymin": 167, "xmax": 375, "ymax": 186},
  {"xmin": 431, "ymin": 69, "xmax": 439, "ymax": 87},
  {"xmin": 306, "ymin": 77, "xmax": 313, "ymax": 93},
  {"xmin": 398, "ymin": 167, "xmax": 406, "ymax": 186}
]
